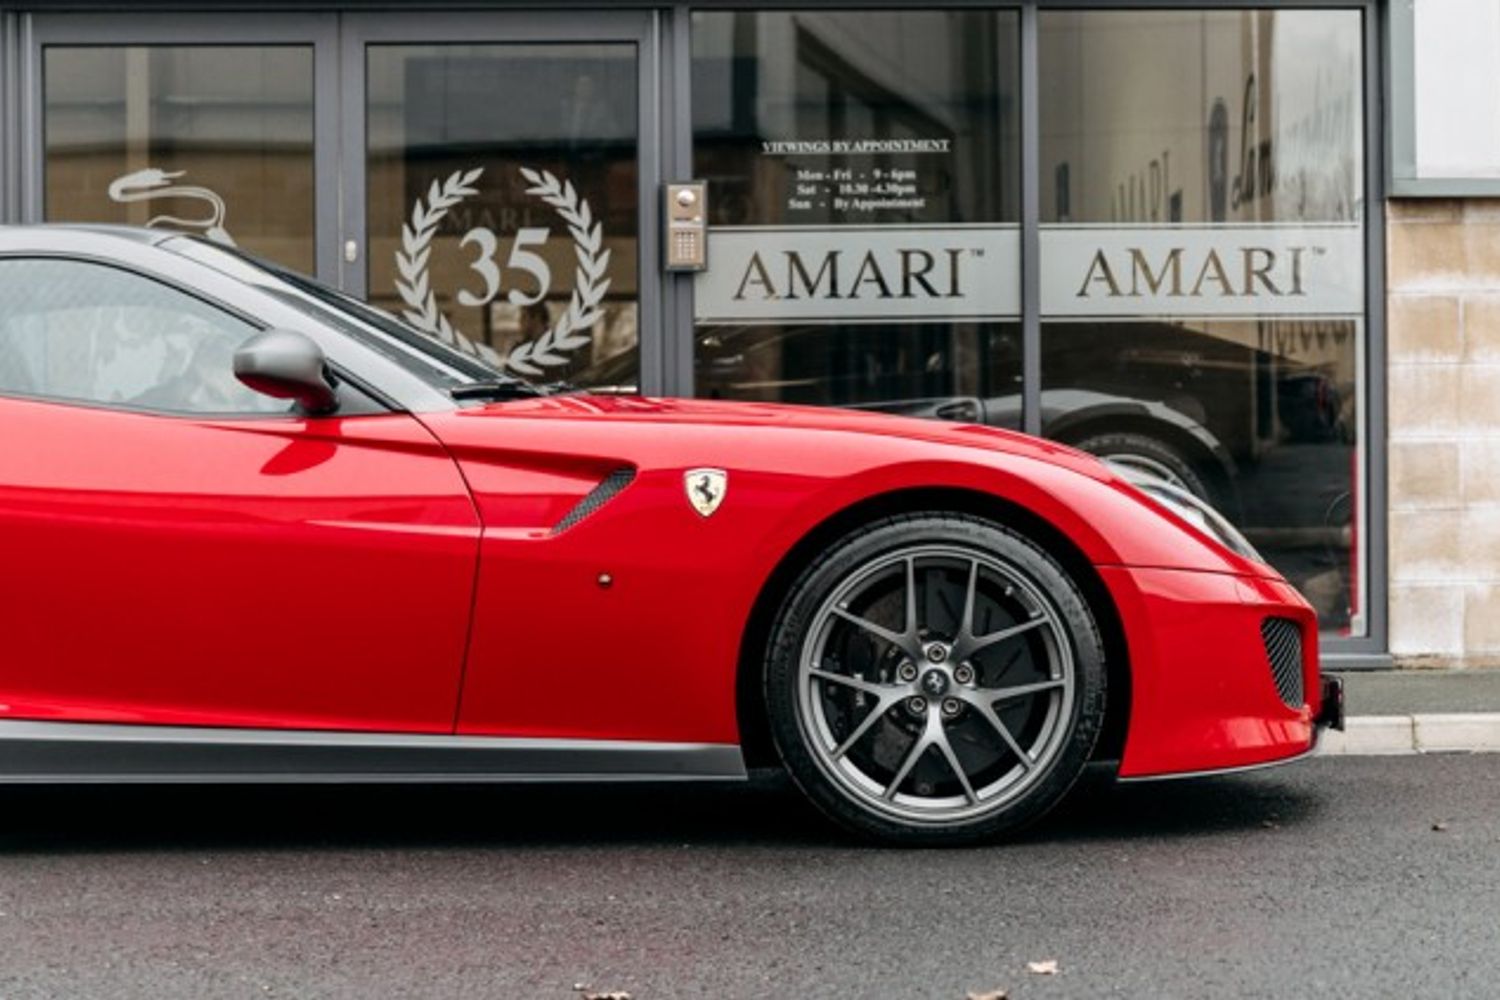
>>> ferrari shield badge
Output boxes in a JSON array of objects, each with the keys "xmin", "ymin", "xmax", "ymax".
[{"xmin": 685, "ymin": 468, "xmax": 728, "ymax": 517}]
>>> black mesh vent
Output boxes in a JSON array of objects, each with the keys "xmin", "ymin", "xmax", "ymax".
[
  {"xmin": 1260, "ymin": 617, "xmax": 1305, "ymax": 709},
  {"xmin": 552, "ymin": 467, "xmax": 636, "ymax": 534}
]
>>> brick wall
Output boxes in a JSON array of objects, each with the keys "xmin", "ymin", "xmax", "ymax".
[{"xmin": 1387, "ymin": 199, "xmax": 1500, "ymax": 666}]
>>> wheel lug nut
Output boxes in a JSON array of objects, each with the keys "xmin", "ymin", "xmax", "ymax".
[
  {"xmin": 954, "ymin": 665, "xmax": 974, "ymax": 685},
  {"xmin": 898, "ymin": 663, "xmax": 918, "ymax": 682},
  {"xmin": 941, "ymin": 698, "xmax": 962, "ymax": 717},
  {"xmin": 907, "ymin": 696, "xmax": 928, "ymax": 714}
]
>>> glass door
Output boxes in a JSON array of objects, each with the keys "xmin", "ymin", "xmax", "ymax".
[
  {"xmin": 25, "ymin": 12, "xmax": 340, "ymax": 280},
  {"xmin": 340, "ymin": 12, "xmax": 660, "ymax": 391}
]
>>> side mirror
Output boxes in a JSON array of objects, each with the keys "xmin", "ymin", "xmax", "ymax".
[{"xmin": 233, "ymin": 329, "xmax": 339, "ymax": 416}]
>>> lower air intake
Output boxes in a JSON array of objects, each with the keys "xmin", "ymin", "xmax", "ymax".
[{"xmin": 1259, "ymin": 617, "xmax": 1305, "ymax": 709}]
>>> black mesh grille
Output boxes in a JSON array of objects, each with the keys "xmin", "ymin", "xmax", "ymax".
[
  {"xmin": 1260, "ymin": 617, "xmax": 1304, "ymax": 709},
  {"xmin": 552, "ymin": 468, "xmax": 636, "ymax": 534}
]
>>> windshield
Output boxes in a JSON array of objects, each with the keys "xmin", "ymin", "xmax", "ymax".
[{"xmin": 164, "ymin": 236, "xmax": 512, "ymax": 390}]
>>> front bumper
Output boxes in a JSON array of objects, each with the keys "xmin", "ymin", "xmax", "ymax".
[{"xmin": 1100, "ymin": 565, "xmax": 1325, "ymax": 779}]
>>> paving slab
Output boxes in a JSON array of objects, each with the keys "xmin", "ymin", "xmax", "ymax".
[{"xmin": 1332, "ymin": 667, "xmax": 1500, "ymax": 716}]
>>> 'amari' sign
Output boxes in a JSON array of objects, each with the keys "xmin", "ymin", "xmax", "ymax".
[
  {"xmin": 1041, "ymin": 224, "xmax": 1363, "ymax": 318},
  {"xmin": 696, "ymin": 226, "xmax": 1021, "ymax": 324}
]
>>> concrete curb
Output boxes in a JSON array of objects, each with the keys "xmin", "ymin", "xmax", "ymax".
[{"xmin": 1317, "ymin": 714, "xmax": 1500, "ymax": 756}]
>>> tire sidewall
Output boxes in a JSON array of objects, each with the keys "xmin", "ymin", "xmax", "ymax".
[
  {"xmin": 1072, "ymin": 431, "xmax": 1210, "ymax": 502},
  {"xmin": 764, "ymin": 514, "xmax": 1107, "ymax": 846}
]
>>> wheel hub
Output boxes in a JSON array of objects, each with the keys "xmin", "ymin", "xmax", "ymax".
[{"xmin": 918, "ymin": 669, "xmax": 950, "ymax": 698}]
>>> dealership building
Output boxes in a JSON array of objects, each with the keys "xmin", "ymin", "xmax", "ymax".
[{"xmin": 0, "ymin": 1, "xmax": 1495, "ymax": 668}]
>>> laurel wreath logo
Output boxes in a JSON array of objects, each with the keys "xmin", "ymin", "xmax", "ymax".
[{"xmin": 393, "ymin": 167, "xmax": 611, "ymax": 375}]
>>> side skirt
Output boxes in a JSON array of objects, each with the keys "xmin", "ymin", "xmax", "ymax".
[{"xmin": 0, "ymin": 721, "xmax": 748, "ymax": 784}]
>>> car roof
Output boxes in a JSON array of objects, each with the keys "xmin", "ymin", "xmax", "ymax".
[{"xmin": 0, "ymin": 223, "xmax": 180, "ymax": 252}]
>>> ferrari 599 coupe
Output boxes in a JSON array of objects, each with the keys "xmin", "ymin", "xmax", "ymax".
[{"xmin": 0, "ymin": 226, "xmax": 1342, "ymax": 844}]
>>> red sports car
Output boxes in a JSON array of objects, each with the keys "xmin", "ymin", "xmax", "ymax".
[{"xmin": 0, "ymin": 226, "xmax": 1341, "ymax": 844}]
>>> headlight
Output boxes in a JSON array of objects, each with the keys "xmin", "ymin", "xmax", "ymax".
[{"xmin": 1106, "ymin": 461, "xmax": 1264, "ymax": 564}]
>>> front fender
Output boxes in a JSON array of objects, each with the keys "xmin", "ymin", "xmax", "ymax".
[
  {"xmin": 750, "ymin": 448, "xmax": 1267, "ymax": 583},
  {"xmin": 425, "ymin": 409, "xmax": 1278, "ymax": 751}
]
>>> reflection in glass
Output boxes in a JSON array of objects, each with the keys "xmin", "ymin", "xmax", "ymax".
[
  {"xmin": 365, "ymin": 44, "xmax": 639, "ymax": 386},
  {"xmin": 43, "ymin": 46, "xmax": 315, "ymax": 274},
  {"xmin": 699, "ymin": 323, "xmax": 1022, "ymax": 419},
  {"xmin": 1039, "ymin": 10, "xmax": 1365, "ymax": 634},
  {"xmin": 0, "ymin": 258, "xmax": 283, "ymax": 414},
  {"xmin": 691, "ymin": 10, "xmax": 1021, "ymax": 409}
]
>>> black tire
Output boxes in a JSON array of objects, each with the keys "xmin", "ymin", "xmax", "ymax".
[
  {"xmin": 1070, "ymin": 431, "xmax": 1211, "ymax": 503},
  {"xmin": 764, "ymin": 513, "xmax": 1107, "ymax": 845}
]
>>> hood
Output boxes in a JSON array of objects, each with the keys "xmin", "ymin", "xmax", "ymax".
[
  {"xmin": 458, "ymin": 394, "xmax": 1112, "ymax": 479},
  {"xmin": 433, "ymin": 392, "xmax": 1278, "ymax": 581}
]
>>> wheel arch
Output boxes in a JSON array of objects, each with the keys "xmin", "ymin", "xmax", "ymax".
[{"xmin": 735, "ymin": 486, "xmax": 1131, "ymax": 769}]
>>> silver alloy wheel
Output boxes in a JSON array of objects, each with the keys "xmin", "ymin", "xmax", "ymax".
[{"xmin": 796, "ymin": 544, "xmax": 1075, "ymax": 825}]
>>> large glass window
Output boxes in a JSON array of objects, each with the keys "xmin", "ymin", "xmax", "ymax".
[
  {"xmin": 24, "ymin": 9, "xmax": 1373, "ymax": 641},
  {"xmin": 1039, "ymin": 10, "xmax": 1365, "ymax": 635},
  {"xmin": 43, "ymin": 46, "xmax": 315, "ymax": 273},
  {"xmin": 689, "ymin": 10, "xmax": 1021, "ymax": 418}
]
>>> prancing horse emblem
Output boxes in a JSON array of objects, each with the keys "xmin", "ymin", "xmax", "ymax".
[{"xmin": 685, "ymin": 468, "xmax": 728, "ymax": 517}]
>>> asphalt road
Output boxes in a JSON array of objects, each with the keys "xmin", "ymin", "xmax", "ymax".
[{"xmin": 0, "ymin": 755, "xmax": 1497, "ymax": 1000}]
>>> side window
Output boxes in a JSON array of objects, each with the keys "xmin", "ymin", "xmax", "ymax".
[{"xmin": 0, "ymin": 257, "xmax": 289, "ymax": 415}]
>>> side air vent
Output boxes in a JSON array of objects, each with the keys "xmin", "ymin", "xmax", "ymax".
[
  {"xmin": 552, "ymin": 467, "xmax": 636, "ymax": 534},
  {"xmin": 1259, "ymin": 617, "xmax": 1305, "ymax": 709}
]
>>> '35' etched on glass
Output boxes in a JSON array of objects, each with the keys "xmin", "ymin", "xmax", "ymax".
[{"xmin": 456, "ymin": 226, "xmax": 551, "ymax": 308}]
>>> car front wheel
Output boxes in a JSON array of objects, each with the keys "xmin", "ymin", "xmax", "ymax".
[{"xmin": 764, "ymin": 514, "xmax": 1107, "ymax": 845}]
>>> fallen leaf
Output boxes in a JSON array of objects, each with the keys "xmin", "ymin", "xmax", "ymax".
[
  {"xmin": 966, "ymin": 990, "xmax": 1007, "ymax": 1000},
  {"xmin": 1027, "ymin": 960, "xmax": 1060, "ymax": 975}
]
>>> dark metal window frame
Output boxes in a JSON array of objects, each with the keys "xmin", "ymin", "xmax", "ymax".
[
  {"xmin": 0, "ymin": 0, "xmax": 1388, "ymax": 665},
  {"xmin": 1, "ymin": 9, "xmax": 19, "ymax": 223}
]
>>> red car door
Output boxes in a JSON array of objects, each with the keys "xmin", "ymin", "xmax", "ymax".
[{"xmin": 0, "ymin": 257, "xmax": 479, "ymax": 733}]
